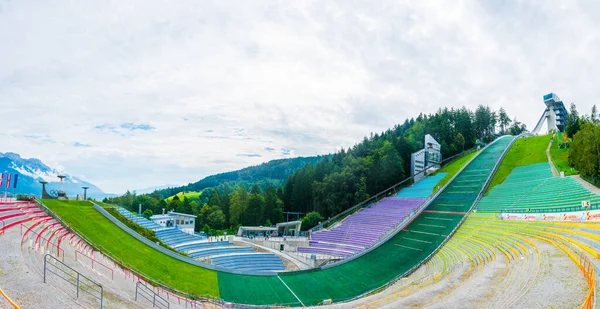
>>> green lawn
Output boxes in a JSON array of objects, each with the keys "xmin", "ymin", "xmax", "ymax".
[
  {"xmin": 485, "ymin": 134, "xmax": 551, "ymax": 194},
  {"xmin": 549, "ymin": 137, "xmax": 578, "ymax": 176},
  {"xmin": 431, "ymin": 150, "xmax": 479, "ymax": 193},
  {"xmin": 42, "ymin": 199, "xmax": 220, "ymax": 298},
  {"xmin": 165, "ymin": 191, "xmax": 203, "ymax": 202}
]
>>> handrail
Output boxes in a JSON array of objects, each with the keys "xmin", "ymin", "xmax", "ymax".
[
  {"xmin": 43, "ymin": 254, "xmax": 103, "ymax": 308},
  {"xmin": 75, "ymin": 250, "xmax": 114, "ymax": 280},
  {"xmin": 0, "ymin": 286, "xmax": 20, "ymax": 309},
  {"xmin": 310, "ymin": 147, "xmax": 477, "ymax": 234}
]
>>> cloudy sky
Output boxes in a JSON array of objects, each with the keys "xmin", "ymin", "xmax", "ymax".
[{"xmin": 1, "ymin": 0, "xmax": 599, "ymax": 193}]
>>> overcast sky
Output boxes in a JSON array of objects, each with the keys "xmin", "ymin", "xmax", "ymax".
[{"xmin": 1, "ymin": 1, "xmax": 599, "ymax": 193}]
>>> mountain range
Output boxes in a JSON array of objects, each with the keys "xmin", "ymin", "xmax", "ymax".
[{"xmin": 0, "ymin": 152, "xmax": 108, "ymax": 199}]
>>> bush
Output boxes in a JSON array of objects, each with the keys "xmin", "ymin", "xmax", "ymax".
[
  {"xmin": 301, "ymin": 211, "xmax": 324, "ymax": 231},
  {"xmin": 17, "ymin": 195, "xmax": 33, "ymax": 201}
]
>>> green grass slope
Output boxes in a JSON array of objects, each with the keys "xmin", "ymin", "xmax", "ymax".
[
  {"xmin": 165, "ymin": 191, "xmax": 203, "ymax": 202},
  {"xmin": 431, "ymin": 150, "xmax": 478, "ymax": 193},
  {"xmin": 550, "ymin": 137, "xmax": 578, "ymax": 176},
  {"xmin": 42, "ymin": 199, "xmax": 220, "ymax": 298},
  {"xmin": 485, "ymin": 134, "xmax": 551, "ymax": 194}
]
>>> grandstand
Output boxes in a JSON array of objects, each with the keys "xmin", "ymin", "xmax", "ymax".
[
  {"xmin": 115, "ymin": 206, "xmax": 286, "ymax": 272},
  {"xmin": 3, "ymin": 134, "xmax": 598, "ymax": 308},
  {"xmin": 299, "ymin": 172, "xmax": 450, "ymax": 258},
  {"xmin": 299, "ymin": 197, "xmax": 425, "ymax": 257},
  {"xmin": 477, "ymin": 162, "xmax": 600, "ymax": 212}
]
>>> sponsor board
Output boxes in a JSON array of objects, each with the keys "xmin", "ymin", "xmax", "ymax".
[{"xmin": 501, "ymin": 210, "xmax": 600, "ymax": 222}]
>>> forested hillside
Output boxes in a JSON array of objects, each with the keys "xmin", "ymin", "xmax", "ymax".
[{"xmin": 106, "ymin": 105, "xmax": 527, "ymax": 234}]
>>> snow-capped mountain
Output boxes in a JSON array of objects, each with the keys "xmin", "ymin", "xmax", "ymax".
[{"xmin": 0, "ymin": 152, "xmax": 108, "ymax": 199}]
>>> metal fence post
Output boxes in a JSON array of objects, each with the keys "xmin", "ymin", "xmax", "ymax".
[
  {"xmin": 76, "ymin": 273, "xmax": 80, "ymax": 298},
  {"xmin": 43, "ymin": 254, "xmax": 47, "ymax": 283},
  {"xmin": 135, "ymin": 282, "xmax": 138, "ymax": 301},
  {"xmin": 153, "ymin": 292, "xmax": 156, "ymax": 307}
]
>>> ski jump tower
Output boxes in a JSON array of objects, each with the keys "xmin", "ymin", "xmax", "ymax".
[{"xmin": 532, "ymin": 93, "xmax": 569, "ymax": 134}]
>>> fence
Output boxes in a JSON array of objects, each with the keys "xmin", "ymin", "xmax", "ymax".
[
  {"xmin": 136, "ymin": 281, "xmax": 170, "ymax": 309},
  {"xmin": 43, "ymin": 254, "xmax": 103, "ymax": 308},
  {"xmin": 501, "ymin": 203, "xmax": 600, "ymax": 214},
  {"xmin": 75, "ymin": 250, "xmax": 114, "ymax": 280}
]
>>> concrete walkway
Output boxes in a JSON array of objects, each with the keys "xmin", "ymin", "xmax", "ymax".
[
  {"xmin": 546, "ymin": 137, "xmax": 559, "ymax": 177},
  {"xmin": 571, "ymin": 175, "xmax": 600, "ymax": 195}
]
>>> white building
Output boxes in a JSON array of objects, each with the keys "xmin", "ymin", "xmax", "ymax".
[
  {"xmin": 150, "ymin": 211, "xmax": 196, "ymax": 235},
  {"xmin": 411, "ymin": 134, "xmax": 442, "ymax": 183}
]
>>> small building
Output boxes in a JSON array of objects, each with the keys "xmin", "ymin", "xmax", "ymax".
[
  {"xmin": 411, "ymin": 134, "xmax": 442, "ymax": 183},
  {"xmin": 150, "ymin": 211, "xmax": 196, "ymax": 235},
  {"xmin": 237, "ymin": 221, "xmax": 302, "ymax": 237}
]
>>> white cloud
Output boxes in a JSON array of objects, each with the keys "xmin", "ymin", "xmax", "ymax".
[{"xmin": 1, "ymin": 0, "xmax": 599, "ymax": 193}]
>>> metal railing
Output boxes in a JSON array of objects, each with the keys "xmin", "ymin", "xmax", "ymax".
[
  {"xmin": 501, "ymin": 203, "xmax": 600, "ymax": 214},
  {"xmin": 136, "ymin": 281, "xmax": 170, "ymax": 309},
  {"xmin": 75, "ymin": 250, "xmax": 114, "ymax": 280},
  {"xmin": 309, "ymin": 147, "xmax": 478, "ymax": 234},
  {"xmin": 43, "ymin": 254, "xmax": 103, "ymax": 308}
]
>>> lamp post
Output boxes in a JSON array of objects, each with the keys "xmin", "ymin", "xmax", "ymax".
[{"xmin": 82, "ymin": 187, "xmax": 89, "ymax": 200}]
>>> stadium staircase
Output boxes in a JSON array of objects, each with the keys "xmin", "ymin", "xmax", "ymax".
[{"xmin": 477, "ymin": 162, "xmax": 600, "ymax": 212}]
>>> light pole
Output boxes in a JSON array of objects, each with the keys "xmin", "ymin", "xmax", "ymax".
[{"xmin": 82, "ymin": 187, "xmax": 89, "ymax": 200}]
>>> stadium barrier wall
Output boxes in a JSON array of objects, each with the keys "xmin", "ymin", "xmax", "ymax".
[{"xmin": 500, "ymin": 209, "xmax": 600, "ymax": 222}]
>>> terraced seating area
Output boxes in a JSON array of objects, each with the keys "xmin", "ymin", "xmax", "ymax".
[
  {"xmin": 155, "ymin": 228, "xmax": 204, "ymax": 246},
  {"xmin": 211, "ymin": 253, "xmax": 286, "ymax": 272},
  {"xmin": 188, "ymin": 246, "xmax": 255, "ymax": 259},
  {"xmin": 112, "ymin": 207, "xmax": 285, "ymax": 272},
  {"xmin": 174, "ymin": 240, "xmax": 232, "ymax": 252},
  {"xmin": 115, "ymin": 207, "xmax": 163, "ymax": 230},
  {"xmin": 396, "ymin": 173, "xmax": 447, "ymax": 198},
  {"xmin": 477, "ymin": 162, "xmax": 600, "ymax": 212},
  {"xmin": 0, "ymin": 201, "xmax": 46, "ymax": 235},
  {"xmin": 300, "ymin": 197, "xmax": 424, "ymax": 257}
]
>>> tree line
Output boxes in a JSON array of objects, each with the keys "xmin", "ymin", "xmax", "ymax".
[
  {"xmin": 105, "ymin": 105, "xmax": 526, "ymax": 233},
  {"xmin": 568, "ymin": 103, "xmax": 600, "ymax": 186}
]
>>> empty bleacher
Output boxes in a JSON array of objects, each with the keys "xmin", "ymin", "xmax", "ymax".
[
  {"xmin": 115, "ymin": 207, "xmax": 163, "ymax": 230},
  {"xmin": 113, "ymin": 207, "xmax": 286, "ymax": 272},
  {"xmin": 211, "ymin": 253, "xmax": 285, "ymax": 272},
  {"xmin": 300, "ymin": 197, "xmax": 424, "ymax": 257},
  {"xmin": 396, "ymin": 172, "xmax": 447, "ymax": 198},
  {"xmin": 476, "ymin": 162, "xmax": 600, "ymax": 212}
]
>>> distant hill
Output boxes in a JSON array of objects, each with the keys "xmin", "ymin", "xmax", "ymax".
[
  {"xmin": 132, "ymin": 184, "xmax": 181, "ymax": 195},
  {"xmin": 153, "ymin": 156, "xmax": 326, "ymax": 198},
  {"xmin": 0, "ymin": 152, "xmax": 108, "ymax": 199}
]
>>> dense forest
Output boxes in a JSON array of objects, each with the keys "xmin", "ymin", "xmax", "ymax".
[
  {"xmin": 105, "ymin": 105, "xmax": 528, "ymax": 234},
  {"xmin": 568, "ymin": 103, "xmax": 600, "ymax": 186}
]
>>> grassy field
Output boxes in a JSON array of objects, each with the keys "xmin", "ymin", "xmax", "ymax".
[
  {"xmin": 42, "ymin": 199, "xmax": 220, "ymax": 298},
  {"xmin": 485, "ymin": 134, "xmax": 551, "ymax": 194},
  {"xmin": 432, "ymin": 150, "xmax": 479, "ymax": 192},
  {"xmin": 165, "ymin": 191, "xmax": 203, "ymax": 201},
  {"xmin": 550, "ymin": 137, "xmax": 578, "ymax": 176}
]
